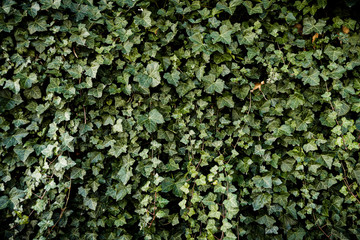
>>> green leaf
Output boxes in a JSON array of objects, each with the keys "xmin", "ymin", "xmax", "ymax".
[
  {"xmin": 303, "ymin": 17, "xmax": 326, "ymax": 35},
  {"xmin": 203, "ymin": 192, "xmax": 217, "ymax": 206},
  {"xmin": 109, "ymin": 143, "xmax": 127, "ymax": 157},
  {"xmin": 60, "ymin": 132, "xmax": 74, "ymax": 152},
  {"xmin": 286, "ymin": 92, "xmax": 305, "ymax": 110},
  {"xmin": 88, "ymin": 84, "xmax": 105, "ymax": 98},
  {"xmin": 88, "ymin": 152, "xmax": 104, "ymax": 164},
  {"xmin": 2, "ymin": 129, "xmax": 29, "ymax": 149},
  {"xmin": 161, "ymin": 178, "xmax": 175, "ymax": 193},
  {"xmin": 216, "ymin": 0, "xmax": 243, "ymax": 15},
  {"xmin": 14, "ymin": 146, "xmax": 34, "ymax": 162},
  {"xmin": 85, "ymin": 63, "xmax": 100, "ymax": 78},
  {"xmin": 210, "ymin": 25, "xmax": 232, "ymax": 45},
  {"xmin": 256, "ymin": 215, "xmax": 276, "ymax": 228},
  {"xmin": 334, "ymin": 100, "xmax": 350, "ymax": 116},
  {"xmin": 135, "ymin": 73, "xmax": 152, "ymax": 89},
  {"xmin": 281, "ymin": 159, "xmax": 295, "ymax": 172},
  {"xmin": 204, "ymin": 75, "xmax": 225, "ymax": 94},
  {"xmin": 288, "ymin": 228, "xmax": 306, "ymax": 240},
  {"xmin": 67, "ymin": 65, "xmax": 83, "ymax": 79},
  {"xmin": 71, "ymin": 167, "xmax": 86, "ymax": 180},
  {"xmin": 146, "ymin": 61, "xmax": 161, "ymax": 87},
  {"xmin": 134, "ymin": 9, "xmax": 152, "ymax": 27},
  {"xmin": 217, "ymin": 95, "xmax": 234, "ymax": 109},
  {"xmin": 24, "ymin": 86, "xmax": 42, "ymax": 99},
  {"xmin": 321, "ymin": 155, "xmax": 334, "ymax": 169},
  {"xmin": 28, "ymin": 16, "xmax": 48, "ymax": 34},
  {"xmin": 164, "ymin": 69, "xmax": 180, "ymax": 86},
  {"xmin": 324, "ymin": 45, "xmax": 342, "ymax": 62},
  {"xmin": 149, "ymin": 109, "xmax": 164, "ymax": 124},
  {"xmin": 117, "ymin": 166, "xmax": 133, "ymax": 185},
  {"xmin": 252, "ymin": 193, "xmax": 271, "ymax": 211},
  {"xmin": 0, "ymin": 196, "xmax": 10, "ymax": 210},
  {"xmin": 301, "ymin": 68, "xmax": 320, "ymax": 86},
  {"xmin": 303, "ymin": 141, "xmax": 318, "ymax": 152},
  {"xmin": 112, "ymin": 119, "xmax": 123, "ymax": 133},
  {"xmin": 138, "ymin": 109, "xmax": 165, "ymax": 133},
  {"xmin": 84, "ymin": 198, "xmax": 97, "ymax": 210}
]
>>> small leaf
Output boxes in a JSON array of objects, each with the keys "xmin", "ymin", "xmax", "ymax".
[
  {"xmin": 85, "ymin": 63, "xmax": 100, "ymax": 78},
  {"xmin": 0, "ymin": 196, "xmax": 10, "ymax": 210},
  {"xmin": 217, "ymin": 95, "xmax": 234, "ymax": 109},
  {"xmin": 301, "ymin": 68, "xmax": 320, "ymax": 86},
  {"xmin": 252, "ymin": 193, "xmax": 271, "ymax": 211},
  {"xmin": 324, "ymin": 45, "xmax": 342, "ymax": 61},
  {"xmin": 88, "ymin": 84, "xmax": 105, "ymax": 98},
  {"xmin": 134, "ymin": 9, "xmax": 152, "ymax": 27},
  {"xmin": 71, "ymin": 167, "xmax": 86, "ymax": 180},
  {"xmin": 84, "ymin": 197, "xmax": 97, "ymax": 210},
  {"xmin": 164, "ymin": 69, "xmax": 180, "ymax": 86},
  {"xmin": 303, "ymin": 17, "xmax": 326, "ymax": 35},
  {"xmin": 14, "ymin": 146, "xmax": 34, "ymax": 162},
  {"xmin": 28, "ymin": 16, "xmax": 48, "ymax": 34}
]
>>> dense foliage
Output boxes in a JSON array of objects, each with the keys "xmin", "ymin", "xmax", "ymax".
[{"xmin": 1, "ymin": 0, "xmax": 360, "ymax": 239}]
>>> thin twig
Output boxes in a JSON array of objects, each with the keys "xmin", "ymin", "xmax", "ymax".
[
  {"xmin": 48, "ymin": 178, "xmax": 71, "ymax": 235},
  {"xmin": 148, "ymin": 192, "xmax": 157, "ymax": 228},
  {"xmin": 247, "ymin": 93, "xmax": 252, "ymax": 115},
  {"xmin": 73, "ymin": 47, "xmax": 78, "ymax": 58}
]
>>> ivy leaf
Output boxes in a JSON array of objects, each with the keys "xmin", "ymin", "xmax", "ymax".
[
  {"xmin": 161, "ymin": 178, "xmax": 175, "ymax": 193},
  {"xmin": 71, "ymin": 167, "xmax": 86, "ymax": 180},
  {"xmin": 324, "ymin": 45, "xmax": 342, "ymax": 61},
  {"xmin": 112, "ymin": 119, "xmax": 123, "ymax": 133},
  {"xmin": 288, "ymin": 228, "xmax": 306, "ymax": 240},
  {"xmin": 138, "ymin": 109, "xmax": 164, "ymax": 133},
  {"xmin": 88, "ymin": 84, "xmax": 105, "ymax": 98},
  {"xmin": 354, "ymin": 166, "xmax": 360, "ymax": 185},
  {"xmin": 84, "ymin": 198, "xmax": 97, "ymax": 210},
  {"xmin": 281, "ymin": 159, "xmax": 295, "ymax": 172},
  {"xmin": 303, "ymin": 17, "xmax": 326, "ymax": 35},
  {"xmin": 204, "ymin": 76, "xmax": 225, "ymax": 94},
  {"xmin": 164, "ymin": 69, "xmax": 180, "ymax": 86},
  {"xmin": 22, "ymin": 73, "xmax": 38, "ymax": 88},
  {"xmin": 60, "ymin": 132, "xmax": 74, "ymax": 152},
  {"xmin": 301, "ymin": 68, "xmax": 320, "ymax": 86},
  {"xmin": 67, "ymin": 65, "xmax": 83, "ymax": 79},
  {"xmin": 109, "ymin": 143, "xmax": 127, "ymax": 157},
  {"xmin": 14, "ymin": 146, "xmax": 34, "ymax": 162},
  {"xmin": 146, "ymin": 61, "xmax": 161, "ymax": 87},
  {"xmin": 321, "ymin": 154, "xmax": 334, "ymax": 169},
  {"xmin": 286, "ymin": 92, "xmax": 305, "ymax": 110},
  {"xmin": 189, "ymin": 32, "xmax": 205, "ymax": 53},
  {"xmin": 256, "ymin": 215, "xmax": 276, "ymax": 228},
  {"xmin": 243, "ymin": 1, "xmax": 263, "ymax": 15},
  {"xmin": 210, "ymin": 25, "xmax": 233, "ymax": 45},
  {"xmin": 216, "ymin": 0, "xmax": 243, "ymax": 15},
  {"xmin": 217, "ymin": 95, "xmax": 234, "ymax": 109},
  {"xmin": 252, "ymin": 193, "xmax": 272, "ymax": 211},
  {"xmin": 24, "ymin": 86, "xmax": 42, "ymax": 99},
  {"xmin": 0, "ymin": 196, "xmax": 10, "ymax": 210},
  {"xmin": 333, "ymin": 100, "xmax": 350, "ymax": 116},
  {"xmin": 117, "ymin": 166, "xmax": 133, "ymax": 185},
  {"xmin": 28, "ymin": 16, "xmax": 48, "ymax": 34},
  {"xmin": 85, "ymin": 63, "xmax": 100, "ymax": 78},
  {"xmin": 134, "ymin": 74, "xmax": 149, "ymax": 90},
  {"xmin": 203, "ymin": 192, "xmax": 217, "ymax": 206},
  {"xmin": 134, "ymin": 9, "xmax": 152, "ymax": 28},
  {"xmin": 88, "ymin": 152, "xmax": 104, "ymax": 164},
  {"xmin": 303, "ymin": 141, "xmax": 318, "ymax": 152},
  {"xmin": 2, "ymin": 129, "xmax": 29, "ymax": 149}
]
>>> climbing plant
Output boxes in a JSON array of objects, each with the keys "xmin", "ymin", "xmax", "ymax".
[{"xmin": 1, "ymin": 0, "xmax": 360, "ymax": 239}]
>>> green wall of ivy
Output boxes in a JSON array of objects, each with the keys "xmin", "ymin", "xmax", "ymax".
[{"xmin": 1, "ymin": 0, "xmax": 360, "ymax": 239}]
